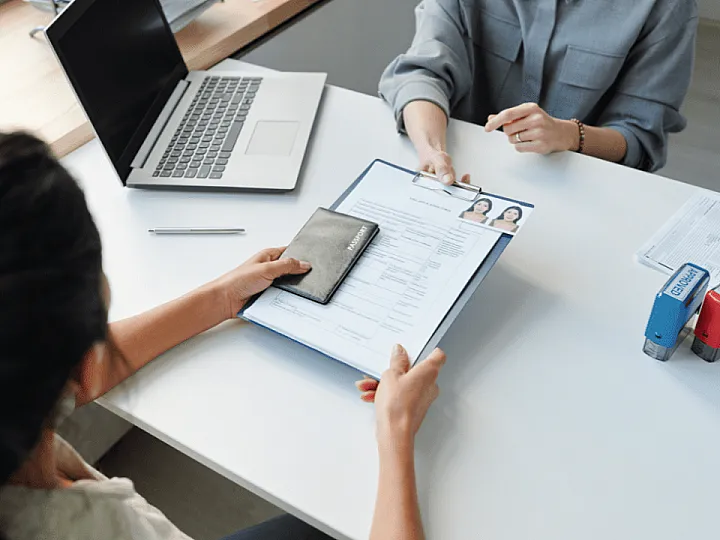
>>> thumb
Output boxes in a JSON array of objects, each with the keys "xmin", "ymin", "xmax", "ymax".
[
  {"xmin": 410, "ymin": 348, "xmax": 447, "ymax": 382},
  {"xmin": 263, "ymin": 257, "xmax": 312, "ymax": 279},
  {"xmin": 389, "ymin": 344, "xmax": 411, "ymax": 374},
  {"xmin": 432, "ymin": 155, "xmax": 455, "ymax": 186}
]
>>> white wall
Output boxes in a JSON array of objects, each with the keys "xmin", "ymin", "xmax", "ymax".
[{"xmin": 699, "ymin": 0, "xmax": 720, "ymax": 21}]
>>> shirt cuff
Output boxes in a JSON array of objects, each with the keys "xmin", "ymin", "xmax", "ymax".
[
  {"xmin": 603, "ymin": 123, "xmax": 646, "ymax": 171},
  {"xmin": 390, "ymin": 80, "xmax": 451, "ymax": 133}
]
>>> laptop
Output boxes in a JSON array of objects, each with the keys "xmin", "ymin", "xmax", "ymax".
[{"xmin": 46, "ymin": 0, "xmax": 326, "ymax": 191}]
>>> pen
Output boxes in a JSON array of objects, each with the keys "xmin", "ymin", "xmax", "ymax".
[
  {"xmin": 148, "ymin": 227, "xmax": 246, "ymax": 235},
  {"xmin": 417, "ymin": 170, "xmax": 482, "ymax": 194}
]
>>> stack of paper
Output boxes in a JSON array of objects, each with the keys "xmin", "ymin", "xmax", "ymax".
[{"xmin": 637, "ymin": 191, "xmax": 720, "ymax": 287}]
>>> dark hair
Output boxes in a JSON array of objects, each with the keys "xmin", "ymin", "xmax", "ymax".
[
  {"xmin": 471, "ymin": 198, "xmax": 493, "ymax": 216},
  {"xmin": 0, "ymin": 132, "xmax": 106, "ymax": 487},
  {"xmin": 497, "ymin": 205, "xmax": 523, "ymax": 224}
]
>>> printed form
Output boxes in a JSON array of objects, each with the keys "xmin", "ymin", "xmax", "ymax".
[
  {"xmin": 637, "ymin": 191, "xmax": 720, "ymax": 288},
  {"xmin": 244, "ymin": 163, "xmax": 501, "ymax": 378}
]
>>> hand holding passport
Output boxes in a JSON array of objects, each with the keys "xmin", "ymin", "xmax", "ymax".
[{"xmin": 274, "ymin": 208, "xmax": 379, "ymax": 304}]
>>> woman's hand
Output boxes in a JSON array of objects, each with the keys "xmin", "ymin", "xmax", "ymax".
[
  {"xmin": 355, "ymin": 345, "xmax": 446, "ymax": 446},
  {"xmin": 212, "ymin": 247, "xmax": 311, "ymax": 320},
  {"xmin": 485, "ymin": 103, "xmax": 579, "ymax": 155},
  {"xmin": 403, "ymin": 101, "xmax": 470, "ymax": 186},
  {"xmin": 417, "ymin": 146, "xmax": 470, "ymax": 186}
]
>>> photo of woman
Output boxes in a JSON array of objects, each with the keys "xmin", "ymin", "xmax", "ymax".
[
  {"xmin": 461, "ymin": 198, "xmax": 493, "ymax": 224},
  {"xmin": 490, "ymin": 206, "xmax": 524, "ymax": 233}
]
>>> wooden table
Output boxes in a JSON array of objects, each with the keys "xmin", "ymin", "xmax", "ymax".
[{"xmin": 0, "ymin": 0, "xmax": 321, "ymax": 157}]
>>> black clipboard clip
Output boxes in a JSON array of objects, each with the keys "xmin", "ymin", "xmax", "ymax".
[{"xmin": 411, "ymin": 171, "xmax": 482, "ymax": 201}]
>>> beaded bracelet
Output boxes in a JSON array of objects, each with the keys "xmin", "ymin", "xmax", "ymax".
[{"xmin": 571, "ymin": 118, "xmax": 586, "ymax": 154}]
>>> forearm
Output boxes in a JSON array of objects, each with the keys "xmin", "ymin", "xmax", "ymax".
[
  {"xmin": 78, "ymin": 282, "xmax": 227, "ymax": 404},
  {"xmin": 559, "ymin": 120, "xmax": 628, "ymax": 163},
  {"xmin": 582, "ymin": 125, "xmax": 628, "ymax": 163},
  {"xmin": 371, "ymin": 436, "xmax": 425, "ymax": 540},
  {"xmin": 403, "ymin": 100, "xmax": 449, "ymax": 153}
]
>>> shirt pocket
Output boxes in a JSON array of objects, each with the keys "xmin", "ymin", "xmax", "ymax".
[{"xmin": 559, "ymin": 46, "xmax": 626, "ymax": 91}]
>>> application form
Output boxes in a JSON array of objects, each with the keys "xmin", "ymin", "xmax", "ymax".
[
  {"xmin": 244, "ymin": 162, "xmax": 503, "ymax": 378},
  {"xmin": 637, "ymin": 191, "xmax": 720, "ymax": 288}
]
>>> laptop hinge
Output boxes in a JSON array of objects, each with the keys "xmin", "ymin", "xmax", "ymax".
[{"xmin": 131, "ymin": 80, "xmax": 190, "ymax": 169}]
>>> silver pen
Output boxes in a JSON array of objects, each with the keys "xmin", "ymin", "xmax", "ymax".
[{"xmin": 148, "ymin": 227, "xmax": 246, "ymax": 235}]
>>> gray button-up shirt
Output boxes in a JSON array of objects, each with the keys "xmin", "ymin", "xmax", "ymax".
[{"xmin": 379, "ymin": 0, "xmax": 699, "ymax": 172}]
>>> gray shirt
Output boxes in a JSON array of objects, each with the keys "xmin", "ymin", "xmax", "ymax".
[{"xmin": 379, "ymin": 0, "xmax": 699, "ymax": 172}]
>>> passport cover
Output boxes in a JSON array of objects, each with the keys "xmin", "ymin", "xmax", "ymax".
[{"xmin": 274, "ymin": 208, "xmax": 379, "ymax": 304}]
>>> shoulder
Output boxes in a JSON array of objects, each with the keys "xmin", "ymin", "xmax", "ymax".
[
  {"xmin": 0, "ymin": 479, "xmax": 191, "ymax": 540},
  {"xmin": 0, "ymin": 480, "xmax": 133, "ymax": 540}
]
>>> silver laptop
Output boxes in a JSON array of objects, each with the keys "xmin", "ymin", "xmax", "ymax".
[{"xmin": 46, "ymin": 0, "xmax": 326, "ymax": 191}]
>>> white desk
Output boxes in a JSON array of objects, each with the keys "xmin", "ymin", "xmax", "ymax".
[{"xmin": 62, "ymin": 59, "xmax": 720, "ymax": 540}]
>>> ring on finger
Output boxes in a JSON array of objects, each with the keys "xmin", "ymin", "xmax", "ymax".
[{"xmin": 515, "ymin": 132, "xmax": 523, "ymax": 144}]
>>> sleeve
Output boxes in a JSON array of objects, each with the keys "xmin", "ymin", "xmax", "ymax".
[
  {"xmin": 597, "ymin": 2, "xmax": 699, "ymax": 172},
  {"xmin": 378, "ymin": 0, "xmax": 472, "ymax": 132}
]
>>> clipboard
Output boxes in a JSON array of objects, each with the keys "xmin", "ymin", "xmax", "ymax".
[{"xmin": 240, "ymin": 159, "xmax": 533, "ymax": 378}]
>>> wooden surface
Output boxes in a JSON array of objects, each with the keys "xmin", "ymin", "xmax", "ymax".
[{"xmin": 0, "ymin": 0, "xmax": 320, "ymax": 157}]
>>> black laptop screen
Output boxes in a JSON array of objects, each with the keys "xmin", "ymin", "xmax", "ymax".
[{"xmin": 47, "ymin": 0, "xmax": 188, "ymax": 182}]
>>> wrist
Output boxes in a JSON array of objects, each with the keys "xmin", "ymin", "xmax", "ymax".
[
  {"xmin": 378, "ymin": 432, "xmax": 415, "ymax": 463},
  {"xmin": 202, "ymin": 279, "xmax": 235, "ymax": 322},
  {"xmin": 417, "ymin": 138, "xmax": 445, "ymax": 155},
  {"xmin": 377, "ymin": 421, "xmax": 414, "ymax": 455},
  {"xmin": 559, "ymin": 119, "xmax": 581, "ymax": 152}
]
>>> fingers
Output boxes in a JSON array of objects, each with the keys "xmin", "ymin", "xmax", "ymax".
[
  {"xmin": 263, "ymin": 257, "xmax": 312, "ymax": 279},
  {"xmin": 507, "ymin": 128, "xmax": 543, "ymax": 146},
  {"xmin": 507, "ymin": 126, "xmax": 552, "ymax": 153},
  {"xmin": 460, "ymin": 174, "xmax": 471, "ymax": 184},
  {"xmin": 502, "ymin": 115, "xmax": 541, "ymax": 137},
  {"xmin": 389, "ymin": 343, "xmax": 411, "ymax": 374},
  {"xmin": 419, "ymin": 150, "xmax": 469, "ymax": 186},
  {"xmin": 485, "ymin": 103, "xmax": 540, "ymax": 132},
  {"xmin": 356, "ymin": 376, "xmax": 379, "ymax": 403},
  {"xmin": 428, "ymin": 153, "xmax": 455, "ymax": 186},
  {"xmin": 248, "ymin": 247, "xmax": 286, "ymax": 264},
  {"xmin": 355, "ymin": 377, "xmax": 379, "ymax": 392},
  {"xmin": 514, "ymin": 141, "xmax": 550, "ymax": 154}
]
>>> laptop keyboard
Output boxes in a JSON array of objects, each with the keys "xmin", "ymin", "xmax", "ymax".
[{"xmin": 153, "ymin": 76, "xmax": 262, "ymax": 180}]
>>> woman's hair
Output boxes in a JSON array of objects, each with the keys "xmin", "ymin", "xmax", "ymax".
[
  {"xmin": 497, "ymin": 205, "xmax": 523, "ymax": 224},
  {"xmin": 0, "ymin": 132, "xmax": 106, "ymax": 486},
  {"xmin": 472, "ymin": 198, "xmax": 493, "ymax": 216}
]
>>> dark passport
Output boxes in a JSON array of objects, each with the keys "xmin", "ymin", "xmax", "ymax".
[{"xmin": 274, "ymin": 208, "xmax": 379, "ymax": 304}]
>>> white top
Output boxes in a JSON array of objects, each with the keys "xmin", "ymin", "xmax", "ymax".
[
  {"xmin": 0, "ymin": 436, "xmax": 191, "ymax": 540},
  {"xmin": 61, "ymin": 60, "xmax": 720, "ymax": 540}
]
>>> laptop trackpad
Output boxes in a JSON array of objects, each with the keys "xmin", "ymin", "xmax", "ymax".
[{"xmin": 246, "ymin": 121, "xmax": 299, "ymax": 156}]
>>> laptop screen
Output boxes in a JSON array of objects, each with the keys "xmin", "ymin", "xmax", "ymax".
[{"xmin": 47, "ymin": 0, "xmax": 188, "ymax": 182}]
